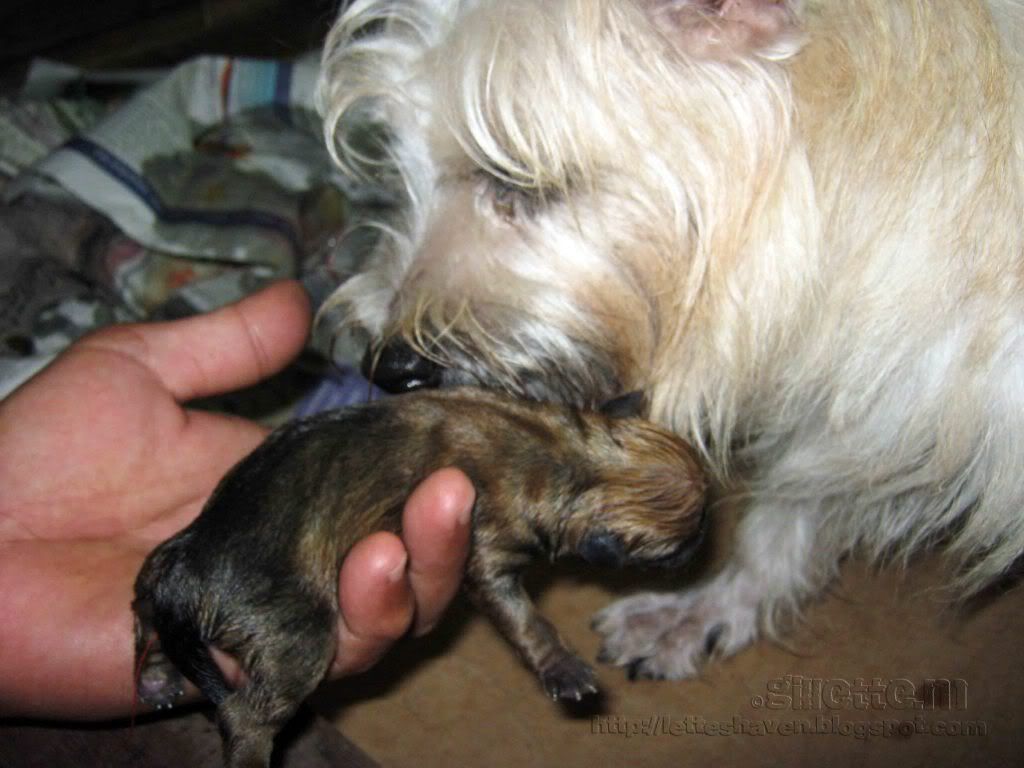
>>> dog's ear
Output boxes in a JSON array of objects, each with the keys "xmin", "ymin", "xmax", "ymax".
[
  {"xmin": 599, "ymin": 391, "xmax": 648, "ymax": 419},
  {"xmin": 641, "ymin": 0, "xmax": 805, "ymax": 61}
]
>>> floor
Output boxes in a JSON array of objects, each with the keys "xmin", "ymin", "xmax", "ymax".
[
  {"xmin": 0, "ymin": 707, "xmax": 377, "ymax": 768},
  {"xmin": 314, "ymin": 507, "xmax": 1024, "ymax": 767}
]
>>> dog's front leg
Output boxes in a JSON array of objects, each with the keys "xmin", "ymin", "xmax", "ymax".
[
  {"xmin": 592, "ymin": 500, "xmax": 827, "ymax": 680},
  {"xmin": 466, "ymin": 562, "xmax": 598, "ymax": 701}
]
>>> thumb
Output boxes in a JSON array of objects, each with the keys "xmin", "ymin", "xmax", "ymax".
[{"xmin": 129, "ymin": 280, "xmax": 311, "ymax": 402}]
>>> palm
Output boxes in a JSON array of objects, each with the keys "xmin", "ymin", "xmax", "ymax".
[
  {"xmin": 0, "ymin": 281, "xmax": 471, "ymax": 721},
  {"xmin": 0, "ymin": 330, "xmax": 269, "ymax": 719},
  {"xmin": 3, "ymin": 337, "xmax": 265, "ymax": 541}
]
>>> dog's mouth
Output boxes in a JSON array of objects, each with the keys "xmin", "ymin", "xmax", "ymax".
[
  {"xmin": 578, "ymin": 509, "xmax": 709, "ymax": 570},
  {"xmin": 644, "ymin": 523, "xmax": 707, "ymax": 569},
  {"xmin": 641, "ymin": 509, "xmax": 709, "ymax": 570},
  {"xmin": 360, "ymin": 335, "xmax": 626, "ymax": 409}
]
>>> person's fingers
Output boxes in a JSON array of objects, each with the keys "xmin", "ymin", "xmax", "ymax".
[
  {"xmin": 81, "ymin": 280, "xmax": 311, "ymax": 402},
  {"xmin": 330, "ymin": 532, "xmax": 415, "ymax": 677},
  {"xmin": 328, "ymin": 470, "xmax": 472, "ymax": 679},
  {"xmin": 403, "ymin": 468, "xmax": 474, "ymax": 636}
]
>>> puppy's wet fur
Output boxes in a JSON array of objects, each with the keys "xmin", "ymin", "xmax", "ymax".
[{"xmin": 133, "ymin": 387, "xmax": 706, "ymax": 768}]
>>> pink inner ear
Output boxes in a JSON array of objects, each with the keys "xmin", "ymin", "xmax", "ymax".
[
  {"xmin": 647, "ymin": 0, "xmax": 800, "ymax": 60},
  {"xmin": 720, "ymin": 0, "xmax": 792, "ymax": 38}
]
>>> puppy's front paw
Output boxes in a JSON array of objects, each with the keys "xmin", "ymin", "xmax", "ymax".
[
  {"xmin": 592, "ymin": 582, "xmax": 758, "ymax": 680},
  {"xmin": 540, "ymin": 654, "xmax": 599, "ymax": 701}
]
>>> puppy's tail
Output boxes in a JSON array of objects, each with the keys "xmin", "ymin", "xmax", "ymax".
[{"xmin": 133, "ymin": 537, "xmax": 232, "ymax": 708}]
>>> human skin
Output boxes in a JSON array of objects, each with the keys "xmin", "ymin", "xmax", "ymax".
[{"xmin": 0, "ymin": 280, "xmax": 472, "ymax": 719}]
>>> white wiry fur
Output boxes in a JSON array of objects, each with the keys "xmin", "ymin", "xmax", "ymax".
[{"xmin": 318, "ymin": 0, "xmax": 1024, "ymax": 679}]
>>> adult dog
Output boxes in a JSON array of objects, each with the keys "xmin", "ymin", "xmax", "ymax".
[{"xmin": 317, "ymin": 0, "xmax": 1024, "ymax": 679}]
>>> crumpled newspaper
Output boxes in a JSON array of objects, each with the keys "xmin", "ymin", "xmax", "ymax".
[{"xmin": 0, "ymin": 55, "xmax": 392, "ymax": 401}]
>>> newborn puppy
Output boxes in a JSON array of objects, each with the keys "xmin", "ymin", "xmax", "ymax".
[{"xmin": 133, "ymin": 387, "xmax": 706, "ymax": 768}]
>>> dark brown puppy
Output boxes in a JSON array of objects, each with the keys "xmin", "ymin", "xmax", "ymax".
[{"xmin": 133, "ymin": 388, "xmax": 706, "ymax": 768}]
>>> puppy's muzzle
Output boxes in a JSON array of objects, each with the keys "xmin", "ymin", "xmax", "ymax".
[
  {"xmin": 363, "ymin": 340, "xmax": 443, "ymax": 393},
  {"xmin": 648, "ymin": 510, "xmax": 709, "ymax": 569},
  {"xmin": 579, "ymin": 509, "xmax": 709, "ymax": 570}
]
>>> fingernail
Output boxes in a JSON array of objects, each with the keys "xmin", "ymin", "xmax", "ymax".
[
  {"xmin": 454, "ymin": 501, "xmax": 472, "ymax": 529},
  {"xmin": 387, "ymin": 552, "xmax": 409, "ymax": 583},
  {"xmin": 414, "ymin": 621, "xmax": 437, "ymax": 638}
]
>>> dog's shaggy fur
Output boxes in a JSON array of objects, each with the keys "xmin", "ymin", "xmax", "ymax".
[
  {"xmin": 133, "ymin": 388, "xmax": 705, "ymax": 767},
  {"xmin": 317, "ymin": 0, "xmax": 1024, "ymax": 679}
]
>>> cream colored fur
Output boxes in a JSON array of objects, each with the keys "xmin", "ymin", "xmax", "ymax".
[{"xmin": 318, "ymin": 0, "xmax": 1024, "ymax": 678}]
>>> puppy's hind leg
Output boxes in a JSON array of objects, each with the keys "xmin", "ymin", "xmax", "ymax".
[
  {"xmin": 218, "ymin": 692, "xmax": 283, "ymax": 768},
  {"xmin": 215, "ymin": 613, "xmax": 337, "ymax": 768},
  {"xmin": 133, "ymin": 597, "xmax": 188, "ymax": 710},
  {"xmin": 593, "ymin": 500, "xmax": 830, "ymax": 680}
]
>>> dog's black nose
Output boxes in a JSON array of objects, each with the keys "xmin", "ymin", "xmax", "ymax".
[{"xmin": 362, "ymin": 339, "xmax": 443, "ymax": 393}]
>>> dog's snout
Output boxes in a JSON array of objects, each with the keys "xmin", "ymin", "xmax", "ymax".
[
  {"xmin": 363, "ymin": 340, "xmax": 443, "ymax": 393},
  {"xmin": 652, "ymin": 508, "xmax": 709, "ymax": 569}
]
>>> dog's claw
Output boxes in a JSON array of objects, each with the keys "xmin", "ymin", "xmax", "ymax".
[
  {"xmin": 541, "ymin": 655, "xmax": 599, "ymax": 701},
  {"xmin": 625, "ymin": 658, "xmax": 666, "ymax": 681},
  {"xmin": 703, "ymin": 622, "xmax": 727, "ymax": 658},
  {"xmin": 626, "ymin": 658, "xmax": 642, "ymax": 681}
]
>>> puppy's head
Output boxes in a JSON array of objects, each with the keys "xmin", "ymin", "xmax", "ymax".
[
  {"xmin": 564, "ymin": 405, "xmax": 709, "ymax": 568},
  {"xmin": 319, "ymin": 0, "xmax": 808, "ymax": 424}
]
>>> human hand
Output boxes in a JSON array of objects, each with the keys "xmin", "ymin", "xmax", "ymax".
[{"xmin": 0, "ymin": 280, "xmax": 472, "ymax": 719}]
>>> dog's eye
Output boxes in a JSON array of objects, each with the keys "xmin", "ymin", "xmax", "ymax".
[
  {"xmin": 479, "ymin": 174, "xmax": 534, "ymax": 223},
  {"xmin": 492, "ymin": 180, "xmax": 520, "ymax": 221}
]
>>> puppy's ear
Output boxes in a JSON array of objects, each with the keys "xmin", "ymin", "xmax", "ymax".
[
  {"xmin": 599, "ymin": 391, "xmax": 648, "ymax": 419},
  {"xmin": 641, "ymin": 0, "xmax": 805, "ymax": 61}
]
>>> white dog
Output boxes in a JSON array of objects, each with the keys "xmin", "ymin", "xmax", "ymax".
[{"xmin": 316, "ymin": 0, "xmax": 1024, "ymax": 680}]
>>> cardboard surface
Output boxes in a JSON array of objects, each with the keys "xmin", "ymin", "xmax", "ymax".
[
  {"xmin": 315, "ymin": 510, "xmax": 1023, "ymax": 767},
  {"xmin": 0, "ymin": 708, "xmax": 377, "ymax": 768}
]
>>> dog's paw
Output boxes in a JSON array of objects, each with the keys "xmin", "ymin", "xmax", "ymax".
[
  {"xmin": 137, "ymin": 653, "xmax": 187, "ymax": 710},
  {"xmin": 134, "ymin": 601, "xmax": 187, "ymax": 710},
  {"xmin": 591, "ymin": 583, "xmax": 758, "ymax": 680},
  {"xmin": 540, "ymin": 653, "xmax": 600, "ymax": 701}
]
